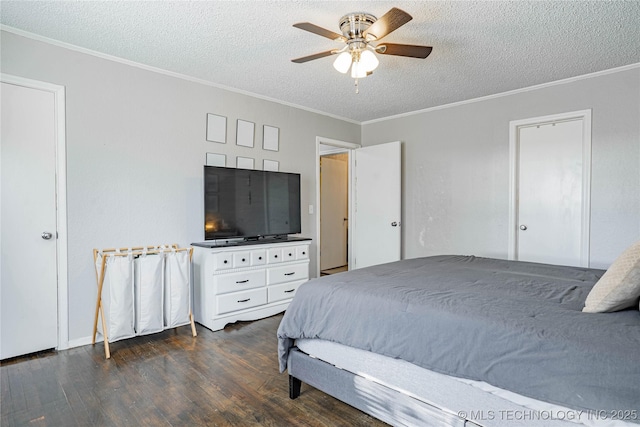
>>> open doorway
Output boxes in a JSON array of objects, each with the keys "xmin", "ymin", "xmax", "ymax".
[
  {"xmin": 315, "ymin": 137, "xmax": 402, "ymax": 276},
  {"xmin": 320, "ymin": 152, "xmax": 349, "ymax": 275},
  {"xmin": 315, "ymin": 137, "xmax": 360, "ymax": 277}
]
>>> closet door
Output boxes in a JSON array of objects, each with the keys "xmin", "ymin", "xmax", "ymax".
[
  {"xmin": 1, "ymin": 82, "xmax": 58, "ymax": 359},
  {"xmin": 509, "ymin": 110, "xmax": 591, "ymax": 268}
]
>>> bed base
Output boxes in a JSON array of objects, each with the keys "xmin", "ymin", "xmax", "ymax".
[
  {"xmin": 287, "ymin": 347, "xmax": 623, "ymax": 427},
  {"xmin": 287, "ymin": 348, "xmax": 471, "ymax": 427}
]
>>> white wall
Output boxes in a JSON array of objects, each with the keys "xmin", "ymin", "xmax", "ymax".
[
  {"xmin": 362, "ymin": 66, "xmax": 640, "ymax": 269},
  {"xmin": 1, "ymin": 31, "xmax": 360, "ymax": 343},
  {"xmin": 3, "ymin": 28, "xmax": 638, "ymax": 345}
]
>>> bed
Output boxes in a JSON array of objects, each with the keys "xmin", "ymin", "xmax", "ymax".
[{"xmin": 277, "ymin": 255, "xmax": 640, "ymax": 427}]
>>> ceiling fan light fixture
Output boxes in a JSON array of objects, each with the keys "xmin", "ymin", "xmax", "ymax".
[
  {"xmin": 360, "ymin": 49, "xmax": 379, "ymax": 72},
  {"xmin": 333, "ymin": 51, "xmax": 352, "ymax": 74},
  {"xmin": 292, "ymin": 8, "xmax": 432, "ymax": 93},
  {"xmin": 350, "ymin": 60, "xmax": 367, "ymax": 79}
]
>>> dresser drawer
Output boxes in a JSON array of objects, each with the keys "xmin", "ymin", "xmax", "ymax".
[
  {"xmin": 267, "ymin": 263, "xmax": 309, "ymax": 285},
  {"xmin": 215, "ymin": 269, "xmax": 265, "ymax": 294},
  {"xmin": 251, "ymin": 249, "xmax": 267, "ymax": 266},
  {"xmin": 213, "ymin": 252, "xmax": 233, "ymax": 270},
  {"xmin": 268, "ymin": 247, "xmax": 283, "ymax": 263},
  {"xmin": 281, "ymin": 246, "xmax": 297, "ymax": 262},
  {"xmin": 216, "ymin": 288, "xmax": 267, "ymax": 315},
  {"xmin": 268, "ymin": 279, "xmax": 307, "ymax": 303},
  {"xmin": 296, "ymin": 245, "xmax": 309, "ymax": 260},
  {"xmin": 232, "ymin": 251, "xmax": 251, "ymax": 268}
]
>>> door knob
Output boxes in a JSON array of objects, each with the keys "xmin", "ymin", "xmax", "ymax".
[
  {"xmin": 41, "ymin": 232, "xmax": 53, "ymax": 240},
  {"xmin": 519, "ymin": 225, "xmax": 527, "ymax": 231},
  {"xmin": 391, "ymin": 222, "xmax": 398, "ymax": 227}
]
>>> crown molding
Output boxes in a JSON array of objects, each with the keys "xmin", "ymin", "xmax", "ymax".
[
  {"xmin": 0, "ymin": 25, "xmax": 360, "ymax": 126},
  {"xmin": 362, "ymin": 63, "xmax": 640, "ymax": 125},
  {"xmin": 3, "ymin": 25, "xmax": 638, "ymax": 127}
]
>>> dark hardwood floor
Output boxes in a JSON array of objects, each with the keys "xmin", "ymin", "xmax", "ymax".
[{"xmin": 1, "ymin": 314, "xmax": 387, "ymax": 426}]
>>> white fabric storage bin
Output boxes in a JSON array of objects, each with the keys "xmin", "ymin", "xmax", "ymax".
[
  {"xmin": 134, "ymin": 253, "xmax": 164, "ymax": 335},
  {"xmin": 164, "ymin": 250, "xmax": 191, "ymax": 328},
  {"xmin": 97, "ymin": 254, "xmax": 136, "ymax": 343}
]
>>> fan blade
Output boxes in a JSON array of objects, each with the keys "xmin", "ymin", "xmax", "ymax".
[
  {"xmin": 364, "ymin": 8, "xmax": 412, "ymax": 41},
  {"xmin": 291, "ymin": 50, "xmax": 336, "ymax": 63},
  {"xmin": 293, "ymin": 23, "xmax": 345, "ymax": 41},
  {"xmin": 377, "ymin": 43, "xmax": 433, "ymax": 59}
]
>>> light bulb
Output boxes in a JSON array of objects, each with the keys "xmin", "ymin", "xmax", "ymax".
[
  {"xmin": 360, "ymin": 50, "xmax": 379, "ymax": 72},
  {"xmin": 333, "ymin": 52, "xmax": 352, "ymax": 74},
  {"xmin": 350, "ymin": 61, "xmax": 367, "ymax": 79}
]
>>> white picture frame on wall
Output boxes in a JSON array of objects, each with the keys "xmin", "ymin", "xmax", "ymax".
[
  {"xmin": 263, "ymin": 125, "xmax": 279, "ymax": 151},
  {"xmin": 263, "ymin": 159, "xmax": 279, "ymax": 172},
  {"xmin": 205, "ymin": 152, "xmax": 226, "ymax": 167},
  {"xmin": 236, "ymin": 119, "xmax": 255, "ymax": 148},
  {"xmin": 236, "ymin": 156, "xmax": 254, "ymax": 169},
  {"xmin": 206, "ymin": 114, "xmax": 226, "ymax": 143}
]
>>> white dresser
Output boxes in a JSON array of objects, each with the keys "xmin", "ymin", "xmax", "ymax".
[{"xmin": 192, "ymin": 239, "xmax": 310, "ymax": 331}]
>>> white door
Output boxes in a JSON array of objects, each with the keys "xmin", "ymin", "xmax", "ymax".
[
  {"xmin": 352, "ymin": 141, "xmax": 401, "ymax": 269},
  {"xmin": 513, "ymin": 116, "xmax": 589, "ymax": 267},
  {"xmin": 1, "ymin": 82, "xmax": 58, "ymax": 359},
  {"xmin": 320, "ymin": 154, "xmax": 348, "ymax": 271}
]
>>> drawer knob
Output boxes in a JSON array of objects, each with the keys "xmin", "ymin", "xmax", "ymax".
[
  {"xmin": 242, "ymin": 258, "xmax": 246, "ymax": 262},
  {"xmin": 274, "ymin": 255, "xmax": 278, "ymax": 258},
  {"xmin": 237, "ymin": 298, "xmax": 251, "ymax": 303},
  {"xmin": 259, "ymin": 256, "xmax": 263, "ymax": 260},
  {"xmin": 302, "ymin": 252, "xmax": 306, "ymax": 255},
  {"xmin": 224, "ymin": 260, "xmax": 228, "ymax": 264},
  {"xmin": 284, "ymin": 272, "xmax": 295, "ymax": 276},
  {"xmin": 236, "ymin": 279, "xmax": 249, "ymax": 284}
]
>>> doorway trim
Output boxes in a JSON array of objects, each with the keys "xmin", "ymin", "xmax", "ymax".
[
  {"xmin": 508, "ymin": 109, "xmax": 592, "ymax": 267},
  {"xmin": 315, "ymin": 136, "xmax": 361, "ymax": 278},
  {"xmin": 1, "ymin": 73, "xmax": 69, "ymax": 350}
]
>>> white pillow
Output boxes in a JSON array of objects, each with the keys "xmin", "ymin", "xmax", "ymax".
[{"xmin": 583, "ymin": 240, "xmax": 640, "ymax": 313}]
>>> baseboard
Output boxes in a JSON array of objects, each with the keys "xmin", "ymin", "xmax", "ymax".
[{"xmin": 65, "ymin": 334, "xmax": 103, "ymax": 350}]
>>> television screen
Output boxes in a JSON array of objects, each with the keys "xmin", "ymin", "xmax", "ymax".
[{"xmin": 204, "ymin": 166, "xmax": 301, "ymax": 240}]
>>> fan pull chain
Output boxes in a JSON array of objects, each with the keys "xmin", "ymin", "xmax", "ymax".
[{"xmin": 354, "ymin": 78, "xmax": 359, "ymax": 94}]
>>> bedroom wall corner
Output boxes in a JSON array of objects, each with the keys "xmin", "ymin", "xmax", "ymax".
[
  {"xmin": 361, "ymin": 66, "xmax": 640, "ymax": 268},
  {"xmin": 0, "ymin": 29, "xmax": 360, "ymax": 344}
]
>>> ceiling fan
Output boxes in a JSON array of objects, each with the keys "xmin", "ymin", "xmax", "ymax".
[{"xmin": 291, "ymin": 7, "xmax": 432, "ymax": 92}]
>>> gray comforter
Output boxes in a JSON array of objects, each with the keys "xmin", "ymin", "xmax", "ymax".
[{"xmin": 277, "ymin": 255, "xmax": 640, "ymax": 416}]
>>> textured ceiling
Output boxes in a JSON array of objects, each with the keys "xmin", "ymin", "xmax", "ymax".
[{"xmin": 1, "ymin": 1, "xmax": 639, "ymax": 123}]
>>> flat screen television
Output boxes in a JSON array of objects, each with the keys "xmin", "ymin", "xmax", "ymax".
[{"xmin": 204, "ymin": 165, "xmax": 301, "ymax": 241}]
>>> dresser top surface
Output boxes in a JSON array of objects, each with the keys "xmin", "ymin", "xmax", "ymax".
[{"xmin": 192, "ymin": 236, "xmax": 310, "ymax": 249}]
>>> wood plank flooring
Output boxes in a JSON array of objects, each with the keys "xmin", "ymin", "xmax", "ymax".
[
  {"xmin": 320, "ymin": 266, "xmax": 348, "ymax": 276},
  {"xmin": 1, "ymin": 314, "xmax": 387, "ymax": 426}
]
